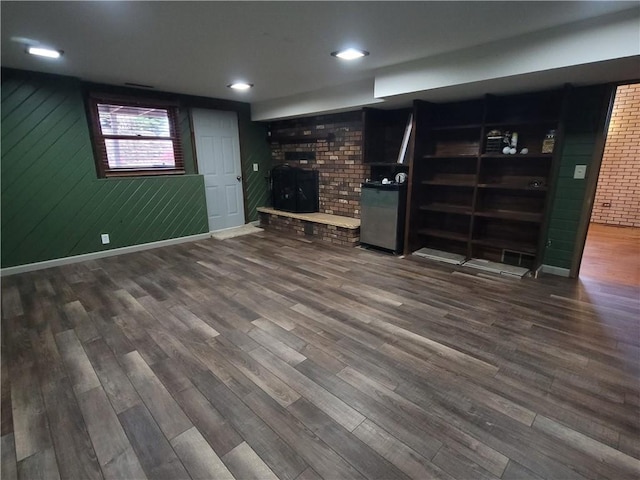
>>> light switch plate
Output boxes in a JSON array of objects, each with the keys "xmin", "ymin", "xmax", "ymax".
[
  {"xmin": 574, "ymin": 165, "xmax": 587, "ymax": 179},
  {"xmin": 253, "ymin": 163, "xmax": 259, "ymax": 172},
  {"xmin": 101, "ymin": 233, "xmax": 110, "ymax": 244}
]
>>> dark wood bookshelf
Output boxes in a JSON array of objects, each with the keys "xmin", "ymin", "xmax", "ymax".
[
  {"xmin": 363, "ymin": 107, "xmax": 412, "ymax": 164},
  {"xmin": 474, "ymin": 209, "xmax": 542, "ymax": 223},
  {"xmin": 484, "ymin": 119, "xmax": 558, "ymax": 128},
  {"xmin": 419, "ymin": 203, "xmax": 472, "ymax": 215},
  {"xmin": 422, "ymin": 154, "xmax": 478, "ymax": 160},
  {"xmin": 471, "ymin": 237, "xmax": 537, "ymax": 254},
  {"xmin": 480, "ymin": 154, "xmax": 553, "ymax": 160},
  {"xmin": 404, "ymin": 87, "xmax": 566, "ymax": 270},
  {"xmin": 422, "ymin": 180, "xmax": 475, "ymax": 187},
  {"xmin": 417, "ymin": 228, "xmax": 469, "ymax": 242},
  {"xmin": 477, "ymin": 183, "xmax": 548, "ymax": 192}
]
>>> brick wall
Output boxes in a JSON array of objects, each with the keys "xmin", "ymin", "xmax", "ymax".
[
  {"xmin": 591, "ymin": 83, "xmax": 640, "ymax": 227},
  {"xmin": 269, "ymin": 111, "xmax": 366, "ymax": 218},
  {"xmin": 258, "ymin": 212, "xmax": 359, "ymax": 247}
]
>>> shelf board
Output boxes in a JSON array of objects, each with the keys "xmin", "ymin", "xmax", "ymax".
[
  {"xmin": 418, "ymin": 228, "xmax": 469, "ymax": 242},
  {"xmin": 480, "ymin": 154, "xmax": 552, "ymax": 160},
  {"xmin": 268, "ymin": 133, "xmax": 335, "ymax": 144},
  {"xmin": 422, "ymin": 180, "xmax": 475, "ymax": 187},
  {"xmin": 472, "ymin": 237, "xmax": 537, "ymax": 254},
  {"xmin": 484, "ymin": 119, "xmax": 558, "ymax": 128},
  {"xmin": 419, "ymin": 203, "xmax": 472, "ymax": 215},
  {"xmin": 477, "ymin": 183, "xmax": 547, "ymax": 192},
  {"xmin": 474, "ymin": 209, "xmax": 542, "ymax": 223},
  {"xmin": 422, "ymin": 154, "xmax": 478, "ymax": 160}
]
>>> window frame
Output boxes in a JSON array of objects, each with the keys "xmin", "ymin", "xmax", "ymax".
[{"xmin": 87, "ymin": 93, "xmax": 185, "ymax": 178}]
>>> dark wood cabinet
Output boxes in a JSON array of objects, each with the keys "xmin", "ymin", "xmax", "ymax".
[
  {"xmin": 405, "ymin": 88, "xmax": 567, "ymax": 271},
  {"xmin": 363, "ymin": 107, "xmax": 412, "ymax": 164},
  {"xmin": 362, "ymin": 107, "xmax": 411, "ymax": 182}
]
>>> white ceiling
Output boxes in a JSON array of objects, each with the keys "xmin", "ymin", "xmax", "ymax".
[{"xmin": 2, "ymin": 1, "xmax": 639, "ymax": 120}]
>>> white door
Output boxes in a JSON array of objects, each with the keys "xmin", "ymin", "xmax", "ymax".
[{"xmin": 192, "ymin": 109, "xmax": 245, "ymax": 231}]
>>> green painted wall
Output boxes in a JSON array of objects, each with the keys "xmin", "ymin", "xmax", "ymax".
[
  {"xmin": 4, "ymin": 67, "xmax": 609, "ymax": 271},
  {"xmin": 79, "ymin": 79, "xmax": 271, "ymax": 223},
  {"xmin": 543, "ymin": 85, "xmax": 612, "ymax": 270},
  {"xmin": 1, "ymin": 69, "xmax": 271, "ymax": 268},
  {"xmin": 238, "ymin": 112, "xmax": 271, "ymax": 222}
]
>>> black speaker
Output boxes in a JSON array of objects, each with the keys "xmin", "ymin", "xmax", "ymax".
[{"xmin": 271, "ymin": 165, "xmax": 319, "ymax": 213}]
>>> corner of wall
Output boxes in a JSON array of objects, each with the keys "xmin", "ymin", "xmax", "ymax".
[{"xmin": 542, "ymin": 84, "xmax": 613, "ymax": 272}]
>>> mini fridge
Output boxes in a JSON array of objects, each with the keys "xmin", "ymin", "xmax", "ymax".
[{"xmin": 360, "ymin": 182, "xmax": 407, "ymax": 253}]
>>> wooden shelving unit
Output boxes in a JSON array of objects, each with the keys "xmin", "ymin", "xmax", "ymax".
[
  {"xmin": 362, "ymin": 107, "xmax": 412, "ymax": 182},
  {"xmin": 474, "ymin": 209, "xmax": 543, "ymax": 223},
  {"xmin": 422, "ymin": 180, "xmax": 476, "ymax": 187},
  {"xmin": 471, "ymin": 237, "xmax": 537, "ymax": 255},
  {"xmin": 417, "ymin": 228, "xmax": 469, "ymax": 243},
  {"xmin": 404, "ymin": 88, "xmax": 567, "ymax": 270},
  {"xmin": 477, "ymin": 183, "xmax": 548, "ymax": 192},
  {"xmin": 419, "ymin": 203, "xmax": 473, "ymax": 215},
  {"xmin": 423, "ymin": 154, "xmax": 478, "ymax": 159}
]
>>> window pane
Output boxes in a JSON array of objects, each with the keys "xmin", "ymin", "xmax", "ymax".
[
  {"xmin": 105, "ymin": 139, "xmax": 175, "ymax": 169},
  {"xmin": 98, "ymin": 104, "xmax": 171, "ymax": 137}
]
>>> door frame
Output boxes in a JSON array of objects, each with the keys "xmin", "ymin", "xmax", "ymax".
[
  {"xmin": 188, "ymin": 107, "xmax": 249, "ymax": 230},
  {"xmin": 569, "ymin": 83, "xmax": 617, "ymax": 278}
]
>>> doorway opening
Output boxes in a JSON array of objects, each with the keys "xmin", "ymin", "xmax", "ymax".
[{"xmin": 579, "ymin": 83, "xmax": 640, "ymax": 287}]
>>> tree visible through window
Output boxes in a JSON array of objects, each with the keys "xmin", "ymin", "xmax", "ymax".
[{"xmin": 88, "ymin": 95, "xmax": 184, "ymax": 177}]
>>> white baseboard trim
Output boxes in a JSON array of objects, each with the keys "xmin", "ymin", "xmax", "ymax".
[
  {"xmin": 540, "ymin": 264, "xmax": 571, "ymax": 277},
  {"xmin": 1, "ymin": 232, "xmax": 212, "ymax": 277}
]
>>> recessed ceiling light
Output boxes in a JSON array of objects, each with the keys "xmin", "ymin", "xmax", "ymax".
[
  {"xmin": 27, "ymin": 46, "xmax": 62, "ymax": 59},
  {"xmin": 228, "ymin": 82, "xmax": 253, "ymax": 90},
  {"xmin": 331, "ymin": 48, "xmax": 369, "ymax": 60}
]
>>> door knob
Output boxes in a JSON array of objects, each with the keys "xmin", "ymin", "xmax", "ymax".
[{"xmin": 236, "ymin": 175, "xmax": 242, "ymax": 181}]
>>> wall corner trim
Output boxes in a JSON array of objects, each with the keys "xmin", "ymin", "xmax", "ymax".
[
  {"xmin": 0, "ymin": 233, "xmax": 213, "ymax": 277},
  {"xmin": 540, "ymin": 264, "xmax": 571, "ymax": 277}
]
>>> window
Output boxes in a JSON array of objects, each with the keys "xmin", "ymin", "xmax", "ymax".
[{"xmin": 88, "ymin": 94, "xmax": 184, "ymax": 177}]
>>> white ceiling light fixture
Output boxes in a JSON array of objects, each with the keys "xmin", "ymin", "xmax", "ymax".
[
  {"xmin": 331, "ymin": 48, "xmax": 369, "ymax": 60},
  {"xmin": 227, "ymin": 82, "xmax": 253, "ymax": 90},
  {"xmin": 27, "ymin": 46, "xmax": 63, "ymax": 59}
]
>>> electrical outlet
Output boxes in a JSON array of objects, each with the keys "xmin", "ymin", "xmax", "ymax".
[
  {"xmin": 101, "ymin": 233, "xmax": 110, "ymax": 245},
  {"xmin": 573, "ymin": 165, "xmax": 587, "ymax": 179},
  {"xmin": 253, "ymin": 163, "xmax": 259, "ymax": 172},
  {"xmin": 603, "ymin": 202, "xmax": 611, "ymax": 207}
]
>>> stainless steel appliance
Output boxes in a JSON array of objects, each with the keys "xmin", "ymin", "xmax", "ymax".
[{"xmin": 360, "ymin": 182, "xmax": 407, "ymax": 253}]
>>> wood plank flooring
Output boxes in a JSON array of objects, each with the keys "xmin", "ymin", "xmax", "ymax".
[
  {"xmin": 581, "ymin": 222, "xmax": 640, "ymax": 287},
  {"xmin": 1, "ymin": 230, "xmax": 639, "ymax": 480}
]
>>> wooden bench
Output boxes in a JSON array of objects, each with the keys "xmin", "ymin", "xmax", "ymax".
[{"xmin": 257, "ymin": 207, "xmax": 360, "ymax": 247}]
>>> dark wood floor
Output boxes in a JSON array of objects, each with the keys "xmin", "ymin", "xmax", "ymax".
[{"xmin": 1, "ymin": 230, "xmax": 639, "ymax": 480}]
